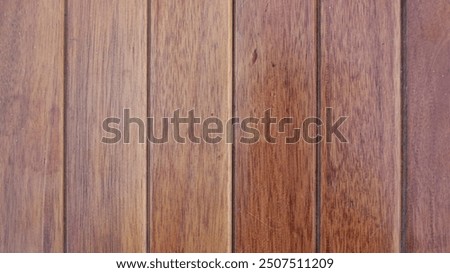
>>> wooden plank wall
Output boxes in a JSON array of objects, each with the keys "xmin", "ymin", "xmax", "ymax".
[{"xmin": 0, "ymin": 0, "xmax": 449, "ymax": 253}]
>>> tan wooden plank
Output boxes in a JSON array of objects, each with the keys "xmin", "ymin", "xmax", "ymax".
[
  {"xmin": 0, "ymin": 0, "xmax": 64, "ymax": 252},
  {"xmin": 66, "ymin": 0, "xmax": 147, "ymax": 252},
  {"xmin": 150, "ymin": 0, "xmax": 232, "ymax": 252}
]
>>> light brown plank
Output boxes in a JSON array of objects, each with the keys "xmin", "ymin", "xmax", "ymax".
[
  {"xmin": 235, "ymin": 0, "xmax": 316, "ymax": 252},
  {"xmin": 320, "ymin": 0, "xmax": 401, "ymax": 252},
  {"xmin": 0, "ymin": 0, "xmax": 64, "ymax": 252},
  {"xmin": 405, "ymin": 0, "xmax": 450, "ymax": 252},
  {"xmin": 66, "ymin": 0, "xmax": 147, "ymax": 252},
  {"xmin": 150, "ymin": 0, "xmax": 232, "ymax": 252}
]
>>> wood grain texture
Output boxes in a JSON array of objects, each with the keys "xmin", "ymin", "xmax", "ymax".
[
  {"xmin": 150, "ymin": 0, "xmax": 232, "ymax": 252},
  {"xmin": 66, "ymin": 0, "xmax": 147, "ymax": 252},
  {"xmin": 0, "ymin": 0, "xmax": 64, "ymax": 252},
  {"xmin": 405, "ymin": 0, "xmax": 450, "ymax": 252},
  {"xmin": 320, "ymin": 0, "xmax": 401, "ymax": 252},
  {"xmin": 235, "ymin": 0, "xmax": 316, "ymax": 252}
]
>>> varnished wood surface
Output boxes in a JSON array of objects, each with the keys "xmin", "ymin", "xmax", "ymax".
[
  {"xmin": 150, "ymin": 0, "xmax": 232, "ymax": 252},
  {"xmin": 0, "ymin": 0, "xmax": 449, "ymax": 253},
  {"xmin": 320, "ymin": 0, "xmax": 401, "ymax": 252},
  {"xmin": 234, "ymin": 0, "xmax": 316, "ymax": 252},
  {"xmin": 405, "ymin": 0, "xmax": 450, "ymax": 252},
  {"xmin": 66, "ymin": 0, "xmax": 147, "ymax": 252},
  {"xmin": 0, "ymin": 0, "xmax": 64, "ymax": 252}
]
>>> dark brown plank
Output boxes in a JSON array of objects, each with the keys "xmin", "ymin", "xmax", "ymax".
[
  {"xmin": 66, "ymin": 0, "xmax": 147, "ymax": 252},
  {"xmin": 0, "ymin": 0, "xmax": 64, "ymax": 252},
  {"xmin": 320, "ymin": 0, "xmax": 401, "ymax": 252},
  {"xmin": 235, "ymin": 0, "xmax": 316, "ymax": 252},
  {"xmin": 405, "ymin": 0, "xmax": 450, "ymax": 252},
  {"xmin": 150, "ymin": 0, "xmax": 232, "ymax": 252}
]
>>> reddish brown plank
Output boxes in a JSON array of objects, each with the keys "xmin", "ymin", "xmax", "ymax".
[
  {"xmin": 66, "ymin": 0, "xmax": 147, "ymax": 252},
  {"xmin": 150, "ymin": 0, "xmax": 232, "ymax": 252},
  {"xmin": 0, "ymin": 0, "xmax": 64, "ymax": 252},
  {"xmin": 405, "ymin": 0, "xmax": 450, "ymax": 252},
  {"xmin": 235, "ymin": 0, "xmax": 316, "ymax": 252},
  {"xmin": 320, "ymin": 0, "xmax": 401, "ymax": 252}
]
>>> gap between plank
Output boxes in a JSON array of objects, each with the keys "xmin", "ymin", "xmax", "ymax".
[
  {"xmin": 400, "ymin": 0, "xmax": 408, "ymax": 253},
  {"xmin": 146, "ymin": 0, "xmax": 152, "ymax": 253},
  {"xmin": 231, "ymin": 0, "xmax": 237, "ymax": 254},
  {"xmin": 315, "ymin": 0, "xmax": 322, "ymax": 253},
  {"xmin": 63, "ymin": 0, "xmax": 68, "ymax": 254}
]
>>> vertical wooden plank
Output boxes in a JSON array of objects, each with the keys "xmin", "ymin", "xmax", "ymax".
[
  {"xmin": 235, "ymin": 1, "xmax": 316, "ymax": 252},
  {"xmin": 150, "ymin": 0, "xmax": 232, "ymax": 252},
  {"xmin": 66, "ymin": 0, "xmax": 147, "ymax": 252},
  {"xmin": 320, "ymin": 0, "xmax": 401, "ymax": 252},
  {"xmin": 405, "ymin": 0, "xmax": 450, "ymax": 252},
  {"xmin": 0, "ymin": 0, "xmax": 64, "ymax": 252}
]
